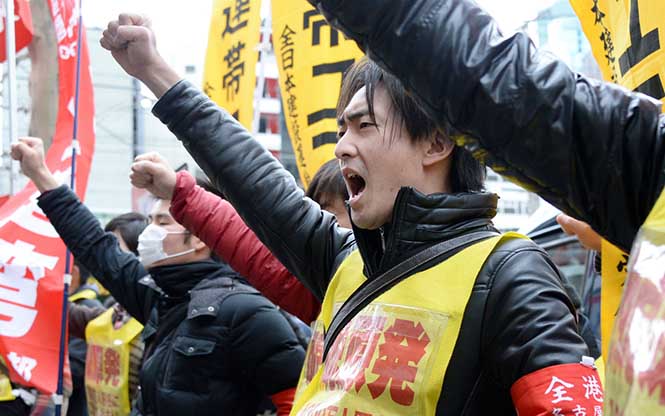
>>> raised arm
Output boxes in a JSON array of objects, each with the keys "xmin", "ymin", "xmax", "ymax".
[
  {"xmin": 11, "ymin": 137, "xmax": 155, "ymax": 323},
  {"xmin": 103, "ymin": 14, "xmax": 355, "ymax": 298},
  {"xmin": 309, "ymin": 0, "xmax": 665, "ymax": 251}
]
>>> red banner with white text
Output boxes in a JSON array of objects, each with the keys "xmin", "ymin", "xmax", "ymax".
[
  {"xmin": 0, "ymin": 0, "xmax": 33, "ymax": 62},
  {"xmin": 0, "ymin": 0, "xmax": 95, "ymax": 394}
]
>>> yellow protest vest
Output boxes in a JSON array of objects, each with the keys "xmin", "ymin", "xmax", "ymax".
[
  {"xmin": 84, "ymin": 309, "xmax": 143, "ymax": 416},
  {"xmin": 291, "ymin": 233, "xmax": 521, "ymax": 415},
  {"xmin": 0, "ymin": 375, "xmax": 14, "ymax": 402},
  {"xmin": 605, "ymin": 189, "xmax": 665, "ymax": 415},
  {"xmin": 69, "ymin": 288, "xmax": 98, "ymax": 303}
]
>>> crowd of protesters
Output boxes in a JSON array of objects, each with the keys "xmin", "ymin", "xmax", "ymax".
[{"xmin": 4, "ymin": 0, "xmax": 665, "ymax": 414}]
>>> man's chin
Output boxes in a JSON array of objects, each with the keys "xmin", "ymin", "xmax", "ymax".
[{"xmin": 350, "ymin": 211, "xmax": 381, "ymax": 230}]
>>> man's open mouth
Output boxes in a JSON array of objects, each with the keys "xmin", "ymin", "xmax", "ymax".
[{"xmin": 345, "ymin": 172, "xmax": 366, "ymax": 200}]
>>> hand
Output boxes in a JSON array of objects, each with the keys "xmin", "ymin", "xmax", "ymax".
[
  {"xmin": 556, "ymin": 214, "xmax": 602, "ymax": 252},
  {"xmin": 10, "ymin": 137, "xmax": 59, "ymax": 192},
  {"xmin": 130, "ymin": 152, "xmax": 177, "ymax": 199},
  {"xmin": 100, "ymin": 14, "xmax": 180, "ymax": 97}
]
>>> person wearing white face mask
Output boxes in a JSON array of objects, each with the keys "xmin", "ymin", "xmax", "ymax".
[
  {"xmin": 10, "ymin": 137, "xmax": 306, "ymax": 416},
  {"xmin": 137, "ymin": 224, "xmax": 194, "ymax": 267}
]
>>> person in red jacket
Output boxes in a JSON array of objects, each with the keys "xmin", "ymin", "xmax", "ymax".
[{"xmin": 151, "ymin": 156, "xmax": 347, "ymax": 324}]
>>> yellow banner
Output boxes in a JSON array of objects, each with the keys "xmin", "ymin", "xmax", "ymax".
[
  {"xmin": 570, "ymin": 0, "xmax": 665, "ymax": 100},
  {"xmin": 271, "ymin": 1, "xmax": 363, "ymax": 186},
  {"xmin": 203, "ymin": 0, "xmax": 262, "ymax": 129},
  {"xmin": 600, "ymin": 239, "xmax": 628, "ymax": 361}
]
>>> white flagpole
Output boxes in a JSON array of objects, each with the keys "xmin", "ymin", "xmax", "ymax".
[{"xmin": 4, "ymin": 0, "xmax": 18, "ymax": 195}]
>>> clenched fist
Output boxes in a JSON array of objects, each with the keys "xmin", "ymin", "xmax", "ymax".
[
  {"xmin": 100, "ymin": 13, "xmax": 180, "ymax": 98},
  {"xmin": 130, "ymin": 152, "xmax": 178, "ymax": 200},
  {"xmin": 11, "ymin": 137, "xmax": 60, "ymax": 192}
]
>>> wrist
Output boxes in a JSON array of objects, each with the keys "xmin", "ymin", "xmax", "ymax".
[
  {"xmin": 32, "ymin": 168, "xmax": 60, "ymax": 193},
  {"xmin": 135, "ymin": 59, "xmax": 181, "ymax": 98}
]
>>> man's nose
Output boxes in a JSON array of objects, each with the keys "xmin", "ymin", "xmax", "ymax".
[{"xmin": 334, "ymin": 132, "xmax": 356, "ymax": 160}]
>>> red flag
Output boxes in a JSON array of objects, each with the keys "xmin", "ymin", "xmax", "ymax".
[
  {"xmin": 0, "ymin": 0, "xmax": 33, "ymax": 62},
  {"xmin": 0, "ymin": 0, "xmax": 95, "ymax": 394}
]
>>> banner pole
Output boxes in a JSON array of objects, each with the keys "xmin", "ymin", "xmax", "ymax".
[
  {"xmin": 4, "ymin": 0, "xmax": 19, "ymax": 195},
  {"xmin": 54, "ymin": 0, "xmax": 84, "ymax": 414},
  {"xmin": 251, "ymin": 13, "xmax": 270, "ymax": 136}
]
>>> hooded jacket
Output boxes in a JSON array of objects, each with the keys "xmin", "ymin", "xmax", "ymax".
[
  {"xmin": 37, "ymin": 186, "xmax": 305, "ymax": 416},
  {"xmin": 151, "ymin": 80, "xmax": 597, "ymax": 414}
]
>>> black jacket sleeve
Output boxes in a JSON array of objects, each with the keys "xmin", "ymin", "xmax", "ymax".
[
  {"xmin": 152, "ymin": 81, "xmax": 355, "ymax": 300},
  {"xmin": 224, "ymin": 292, "xmax": 305, "ymax": 395},
  {"xmin": 481, "ymin": 239, "xmax": 588, "ymax": 388},
  {"xmin": 37, "ymin": 185, "xmax": 155, "ymax": 323},
  {"xmin": 309, "ymin": 0, "xmax": 665, "ymax": 252}
]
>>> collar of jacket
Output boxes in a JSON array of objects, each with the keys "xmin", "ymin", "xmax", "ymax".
[
  {"xmin": 146, "ymin": 259, "xmax": 237, "ymax": 298},
  {"xmin": 351, "ymin": 187, "xmax": 499, "ymax": 278}
]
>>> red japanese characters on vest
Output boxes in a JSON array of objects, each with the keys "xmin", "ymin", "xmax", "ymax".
[{"xmin": 511, "ymin": 361, "xmax": 605, "ymax": 416}]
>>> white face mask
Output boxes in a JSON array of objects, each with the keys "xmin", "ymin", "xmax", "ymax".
[{"xmin": 137, "ymin": 224, "xmax": 195, "ymax": 268}]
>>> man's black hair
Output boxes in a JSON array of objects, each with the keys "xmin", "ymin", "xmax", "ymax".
[
  {"xmin": 104, "ymin": 212, "xmax": 150, "ymax": 256},
  {"xmin": 337, "ymin": 57, "xmax": 486, "ymax": 193}
]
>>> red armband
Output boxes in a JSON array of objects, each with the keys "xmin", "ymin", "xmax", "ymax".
[
  {"xmin": 511, "ymin": 362, "xmax": 604, "ymax": 415},
  {"xmin": 271, "ymin": 387, "xmax": 296, "ymax": 416}
]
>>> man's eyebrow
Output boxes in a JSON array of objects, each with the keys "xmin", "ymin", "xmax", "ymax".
[{"xmin": 337, "ymin": 108, "xmax": 369, "ymax": 127}]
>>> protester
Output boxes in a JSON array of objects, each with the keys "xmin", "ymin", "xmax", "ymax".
[
  {"xmin": 305, "ymin": 2, "xmax": 665, "ymax": 412},
  {"xmin": 0, "ymin": 360, "xmax": 32, "ymax": 416},
  {"xmin": 304, "ymin": 159, "xmax": 351, "ymax": 229},
  {"xmin": 100, "ymin": 17, "xmax": 602, "ymax": 414},
  {"xmin": 158, "ymin": 157, "xmax": 348, "ymax": 323},
  {"xmin": 10, "ymin": 137, "xmax": 306, "ymax": 416},
  {"xmin": 67, "ymin": 261, "xmax": 103, "ymax": 416},
  {"xmin": 67, "ymin": 212, "xmax": 149, "ymax": 414},
  {"xmin": 305, "ymin": 0, "xmax": 664, "ymax": 254}
]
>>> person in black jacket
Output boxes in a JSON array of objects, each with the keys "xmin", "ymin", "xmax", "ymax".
[
  {"xmin": 304, "ymin": 0, "xmax": 665, "ymax": 255},
  {"xmin": 10, "ymin": 137, "xmax": 305, "ymax": 416},
  {"xmin": 100, "ymin": 16, "xmax": 603, "ymax": 415}
]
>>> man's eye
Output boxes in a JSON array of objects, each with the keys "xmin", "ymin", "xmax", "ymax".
[
  {"xmin": 337, "ymin": 130, "xmax": 346, "ymax": 138},
  {"xmin": 359, "ymin": 122, "xmax": 374, "ymax": 129}
]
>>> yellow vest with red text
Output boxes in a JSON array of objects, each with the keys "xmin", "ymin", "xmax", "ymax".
[
  {"xmin": 84, "ymin": 309, "xmax": 143, "ymax": 416},
  {"xmin": 291, "ymin": 233, "xmax": 522, "ymax": 415}
]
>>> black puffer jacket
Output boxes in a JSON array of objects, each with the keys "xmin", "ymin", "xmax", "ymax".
[
  {"xmin": 307, "ymin": 0, "xmax": 665, "ymax": 253},
  {"xmin": 152, "ymin": 80, "xmax": 589, "ymax": 414},
  {"xmin": 37, "ymin": 186, "xmax": 305, "ymax": 416}
]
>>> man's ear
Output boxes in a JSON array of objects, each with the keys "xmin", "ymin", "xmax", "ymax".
[
  {"xmin": 190, "ymin": 235, "xmax": 207, "ymax": 252},
  {"xmin": 423, "ymin": 135, "xmax": 455, "ymax": 167}
]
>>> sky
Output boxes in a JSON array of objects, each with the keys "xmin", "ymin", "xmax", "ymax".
[{"xmin": 86, "ymin": 0, "xmax": 559, "ymax": 78}]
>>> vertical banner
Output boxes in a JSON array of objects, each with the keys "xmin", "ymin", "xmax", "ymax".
[
  {"xmin": 0, "ymin": 0, "xmax": 33, "ymax": 62},
  {"xmin": 570, "ymin": 0, "xmax": 665, "ymax": 100},
  {"xmin": 203, "ymin": 0, "xmax": 262, "ymax": 130},
  {"xmin": 0, "ymin": 0, "xmax": 95, "ymax": 394},
  {"xmin": 271, "ymin": 1, "xmax": 363, "ymax": 187}
]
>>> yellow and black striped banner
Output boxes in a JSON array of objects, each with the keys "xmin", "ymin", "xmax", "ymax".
[
  {"xmin": 570, "ymin": 0, "xmax": 665, "ymax": 100},
  {"xmin": 203, "ymin": 0, "xmax": 262, "ymax": 129},
  {"xmin": 271, "ymin": 0, "xmax": 363, "ymax": 186}
]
